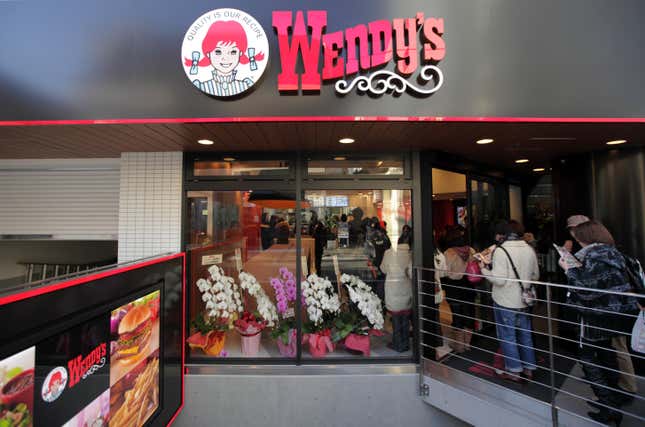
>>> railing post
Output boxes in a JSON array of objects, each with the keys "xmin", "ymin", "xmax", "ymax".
[{"xmin": 546, "ymin": 284, "xmax": 558, "ymax": 426}]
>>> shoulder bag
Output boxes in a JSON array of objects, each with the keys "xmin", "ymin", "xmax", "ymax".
[{"xmin": 496, "ymin": 245, "xmax": 537, "ymax": 307}]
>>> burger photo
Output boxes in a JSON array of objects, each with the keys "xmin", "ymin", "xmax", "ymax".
[{"xmin": 114, "ymin": 305, "xmax": 153, "ymax": 365}]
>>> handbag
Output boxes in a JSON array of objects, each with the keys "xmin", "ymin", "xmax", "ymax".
[
  {"xmin": 631, "ymin": 311, "xmax": 645, "ymax": 354},
  {"xmin": 465, "ymin": 260, "xmax": 483, "ymax": 284},
  {"xmin": 497, "ymin": 245, "xmax": 537, "ymax": 307}
]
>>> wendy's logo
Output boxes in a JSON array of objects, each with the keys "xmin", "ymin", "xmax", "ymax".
[
  {"xmin": 41, "ymin": 366, "xmax": 67, "ymax": 403},
  {"xmin": 182, "ymin": 8, "xmax": 269, "ymax": 98}
]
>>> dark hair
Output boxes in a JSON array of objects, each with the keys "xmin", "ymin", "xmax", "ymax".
[
  {"xmin": 445, "ymin": 228, "xmax": 466, "ymax": 248},
  {"xmin": 340, "ymin": 214, "xmax": 347, "ymax": 222},
  {"xmin": 503, "ymin": 220, "xmax": 525, "ymax": 237},
  {"xmin": 398, "ymin": 233, "xmax": 413, "ymax": 247},
  {"xmin": 370, "ymin": 217, "xmax": 381, "ymax": 229},
  {"xmin": 275, "ymin": 222, "xmax": 290, "ymax": 244},
  {"xmin": 571, "ymin": 220, "xmax": 615, "ymax": 246}
]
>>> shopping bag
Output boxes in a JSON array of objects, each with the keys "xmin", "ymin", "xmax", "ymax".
[
  {"xmin": 631, "ymin": 311, "xmax": 645, "ymax": 353},
  {"xmin": 439, "ymin": 291, "xmax": 453, "ymax": 325}
]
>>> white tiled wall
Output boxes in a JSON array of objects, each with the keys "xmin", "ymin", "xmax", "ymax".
[{"xmin": 118, "ymin": 152, "xmax": 183, "ymax": 263}]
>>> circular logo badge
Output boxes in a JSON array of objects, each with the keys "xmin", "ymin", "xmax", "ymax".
[
  {"xmin": 41, "ymin": 366, "xmax": 68, "ymax": 402},
  {"xmin": 181, "ymin": 8, "xmax": 269, "ymax": 98}
]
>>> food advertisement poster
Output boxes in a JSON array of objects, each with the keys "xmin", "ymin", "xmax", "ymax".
[
  {"xmin": 61, "ymin": 389, "xmax": 109, "ymax": 427},
  {"xmin": 108, "ymin": 291, "xmax": 160, "ymax": 427},
  {"xmin": 34, "ymin": 315, "xmax": 110, "ymax": 427},
  {"xmin": 0, "ymin": 347, "xmax": 35, "ymax": 427},
  {"xmin": 1, "ymin": 289, "xmax": 161, "ymax": 427}
]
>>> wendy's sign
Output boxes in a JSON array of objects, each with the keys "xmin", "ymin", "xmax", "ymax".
[
  {"xmin": 272, "ymin": 10, "xmax": 446, "ymax": 96},
  {"xmin": 181, "ymin": 8, "xmax": 446, "ymax": 99}
]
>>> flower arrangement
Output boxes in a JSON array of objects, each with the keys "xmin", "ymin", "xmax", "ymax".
[
  {"xmin": 188, "ymin": 265, "xmax": 243, "ymax": 356},
  {"xmin": 270, "ymin": 267, "xmax": 299, "ymax": 353},
  {"xmin": 238, "ymin": 271, "xmax": 278, "ymax": 329},
  {"xmin": 341, "ymin": 273, "xmax": 384, "ymax": 332},
  {"xmin": 332, "ymin": 274, "xmax": 385, "ymax": 356},
  {"xmin": 301, "ymin": 274, "xmax": 341, "ymax": 332}
]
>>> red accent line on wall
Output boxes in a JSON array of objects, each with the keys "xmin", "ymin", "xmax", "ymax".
[
  {"xmin": 0, "ymin": 116, "xmax": 645, "ymax": 126},
  {"xmin": 0, "ymin": 253, "xmax": 184, "ymax": 306},
  {"xmin": 166, "ymin": 253, "xmax": 187, "ymax": 427}
]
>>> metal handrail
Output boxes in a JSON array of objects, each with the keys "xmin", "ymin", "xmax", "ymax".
[{"xmin": 416, "ymin": 265, "xmax": 645, "ymax": 426}]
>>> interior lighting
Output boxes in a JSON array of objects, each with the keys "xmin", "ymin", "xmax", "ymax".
[
  {"xmin": 533, "ymin": 168, "xmax": 546, "ymax": 172},
  {"xmin": 223, "ymin": 157, "xmax": 235, "ymax": 161},
  {"xmin": 606, "ymin": 139, "xmax": 627, "ymax": 145},
  {"xmin": 333, "ymin": 156, "xmax": 347, "ymax": 161},
  {"xmin": 476, "ymin": 138, "xmax": 494, "ymax": 145},
  {"xmin": 339, "ymin": 138, "xmax": 355, "ymax": 144},
  {"xmin": 197, "ymin": 139, "xmax": 214, "ymax": 145},
  {"xmin": 515, "ymin": 159, "xmax": 529, "ymax": 164}
]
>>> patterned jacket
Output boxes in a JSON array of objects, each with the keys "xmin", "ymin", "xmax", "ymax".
[{"xmin": 565, "ymin": 243, "xmax": 639, "ymax": 341}]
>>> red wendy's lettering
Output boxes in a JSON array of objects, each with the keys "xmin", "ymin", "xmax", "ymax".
[
  {"xmin": 67, "ymin": 342, "xmax": 107, "ymax": 388},
  {"xmin": 272, "ymin": 10, "xmax": 446, "ymax": 91},
  {"xmin": 272, "ymin": 10, "xmax": 327, "ymax": 91}
]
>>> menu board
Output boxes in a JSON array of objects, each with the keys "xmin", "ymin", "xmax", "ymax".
[
  {"xmin": 325, "ymin": 196, "xmax": 348, "ymax": 207},
  {"xmin": 0, "ymin": 290, "xmax": 161, "ymax": 427}
]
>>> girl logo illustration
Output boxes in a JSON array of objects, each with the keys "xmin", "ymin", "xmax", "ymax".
[
  {"xmin": 41, "ymin": 366, "xmax": 68, "ymax": 403},
  {"xmin": 181, "ymin": 9, "xmax": 269, "ymax": 98}
]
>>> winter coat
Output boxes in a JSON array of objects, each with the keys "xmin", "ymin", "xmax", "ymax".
[
  {"xmin": 382, "ymin": 243, "xmax": 412, "ymax": 312},
  {"xmin": 565, "ymin": 243, "xmax": 640, "ymax": 341},
  {"xmin": 482, "ymin": 240, "xmax": 540, "ymax": 309}
]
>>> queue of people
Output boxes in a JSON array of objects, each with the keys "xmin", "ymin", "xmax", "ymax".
[{"xmin": 432, "ymin": 215, "xmax": 643, "ymax": 425}]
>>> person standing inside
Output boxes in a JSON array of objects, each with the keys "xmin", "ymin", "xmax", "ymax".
[
  {"xmin": 382, "ymin": 230, "xmax": 413, "ymax": 352},
  {"xmin": 441, "ymin": 229, "xmax": 477, "ymax": 353},
  {"xmin": 566, "ymin": 215, "xmax": 638, "ymax": 400},
  {"xmin": 338, "ymin": 213, "xmax": 349, "ymax": 248},
  {"xmin": 481, "ymin": 220, "xmax": 540, "ymax": 382},
  {"xmin": 312, "ymin": 220, "xmax": 327, "ymax": 275},
  {"xmin": 561, "ymin": 220, "xmax": 639, "ymax": 424}
]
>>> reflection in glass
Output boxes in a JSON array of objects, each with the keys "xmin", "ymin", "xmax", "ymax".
[
  {"xmin": 307, "ymin": 159, "xmax": 403, "ymax": 176},
  {"xmin": 194, "ymin": 160, "xmax": 290, "ymax": 177},
  {"xmin": 302, "ymin": 189, "xmax": 413, "ymax": 359},
  {"xmin": 187, "ymin": 190, "xmax": 297, "ymax": 358}
]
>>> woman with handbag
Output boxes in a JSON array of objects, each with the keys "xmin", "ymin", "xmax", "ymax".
[
  {"xmin": 481, "ymin": 220, "xmax": 540, "ymax": 382},
  {"xmin": 561, "ymin": 220, "xmax": 639, "ymax": 425},
  {"xmin": 441, "ymin": 228, "xmax": 478, "ymax": 353}
]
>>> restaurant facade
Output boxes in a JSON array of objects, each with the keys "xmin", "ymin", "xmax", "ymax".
[{"xmin": 1, "ymin": 1, "xmax": 644, "ymax": 426}]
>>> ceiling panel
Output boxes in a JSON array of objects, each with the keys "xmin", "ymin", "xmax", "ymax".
[{"xmin": 0, "ymin": 122, "xmax": 643, "ymax": 174}]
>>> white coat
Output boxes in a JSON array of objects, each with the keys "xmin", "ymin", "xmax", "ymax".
[{"xmin": 381, "ymin": 243, "xmax": 413, "ymax": 312}]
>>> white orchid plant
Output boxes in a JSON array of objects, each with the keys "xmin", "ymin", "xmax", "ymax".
[
  {"xmin": 333, "ymin": 274, "xmax": 384, "ymax": 340},
  {"xmin": 194, "ymin": 265, "xmax": 243, "ymax": 332},
  {"xmin": 301, "ymin": 274, "xmax": 341, "ymax": 333},
  {"xmin": 236, "ymin": 271, "xmax": 278, "ymax": 334}
]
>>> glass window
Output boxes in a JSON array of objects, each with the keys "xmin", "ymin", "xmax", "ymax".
[
  {"xmin": 187, "ymin": 190, "xmax": 297, "ymax": 359},
  {"xmin": 301, "ymin": 189, "xmax": 413, "ymax": 359},
  {"xmin": 307, "ymin": 158, "xmax": 404, "ymax": 176},
  {"xmin": 194, "ymin": 160, "xmax": 290, "ymax": 177},
  {"xmin": 470, "ymin": 179, "xmax": 506, "ymax": 251},
  {"xmin": 431, "ymin": 169, "xmax": 468, "ymax": 252}
]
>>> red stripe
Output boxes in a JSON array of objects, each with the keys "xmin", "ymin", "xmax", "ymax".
[
  {"xmin": 164, "ymin": 253, "xmax": 187, "ymax": 427},
  {"xmin": 0, "ymin": 253, "xmax": 184, "ymax": 306},
  {"xmin": 1, "ymin": 116, "xmax": 645, "ymax": 126}
]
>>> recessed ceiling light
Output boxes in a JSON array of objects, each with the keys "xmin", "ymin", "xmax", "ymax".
[
  {"xmin": 515, "ymin": 159, "xmax": 530, "ymax": 164},
  {"xmin": 376, "ymin": 161, "xmax": 384, "ymax": 166},
  {"xmin": 198, "ymin": 139, "xmax": 214, "ymax": 145},
  {"xmin": 533, "ymin": 168, "xmax": 546, "ymax": 172},
  {"xmin": 223, "ymin": 157, "xmax": 235, "ymax": 162},
  {"xmin": 333, "ymin": 156, "xmax": 347, "ymax": 161},
  {"xmin": 606, "ymin": 139, "xmax": 627, "ymax": 145},
  {"xmin": 476, "ymin": 138, "xmax": 494, "ymax": 145},
  {"xmin": 339, "ymin": 137, "xmax": 355, "ymax": 144}
]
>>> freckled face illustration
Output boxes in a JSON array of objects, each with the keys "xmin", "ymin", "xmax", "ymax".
[{"xmin": 209, "ymin": 41, "xmax": 241, "ymax": 75}]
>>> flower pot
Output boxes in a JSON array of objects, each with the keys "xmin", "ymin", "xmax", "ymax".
[
  {"xmin": 240, "ymin": 331, "xmax": 262, "ymax": 357},
  {"xmin": 204, "ymin": 332, "xmax": 226, "ymax": 356},
  {"xmin": 344, "ymin": 333, "xmax": 371, "ymax": 357},
  {"xmin": 304, "ymin": 330, "xmax": 335, "ymax": 358},
  {"xmin": 276, "ymin": 328, "xmax": 297, "ymax": 357}
]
